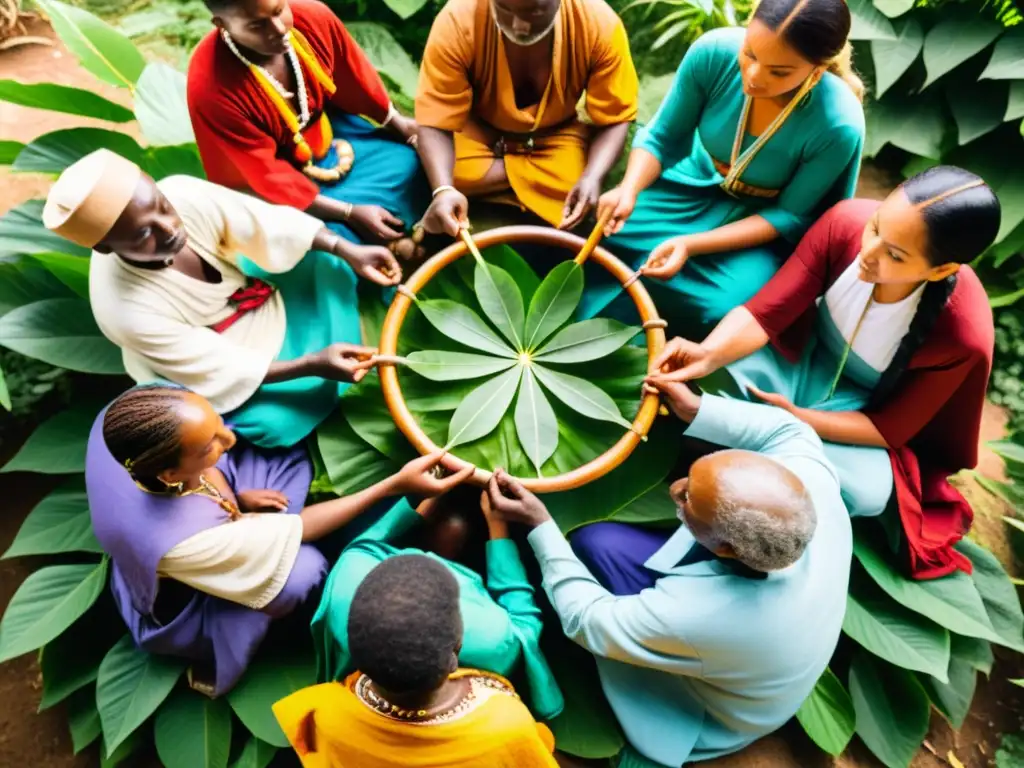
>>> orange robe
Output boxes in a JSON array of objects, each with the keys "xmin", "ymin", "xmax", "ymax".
[
  {"xmin": 416, "ymin": 0, "xmax": 639, "ymax": 225},
  {"xmin": 273, "ymin": 670, "xmax": 560, "ymax": 768}
]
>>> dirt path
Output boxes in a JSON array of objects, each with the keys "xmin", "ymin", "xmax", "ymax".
[{"xmin": 1, "ymin": 19, "xmax": 1021, "ymax": 768}]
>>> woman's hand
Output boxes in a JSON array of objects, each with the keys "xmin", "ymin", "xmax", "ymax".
[
  {"xmin": 597, "ymin": 185, "xmax": 637, "ymax": 236},
  {"xmin": 391, "ymin": 452, "xmax": 475, "ymax": 497},
  {"xmin": 389, "ymin": 112, "xmax": 420, "ymax": 147},
  {"xmin": 748, "ymin": 385, "xmax": 795, "ymax": 413},
  {"xmin": 484, "ymin": 469, "xmax": 552, "ymax": 529},
  {"xmin": 649, "ymin": 337, "xmax": 718, "ymax": 382},
  {"xmin": 237, "ymin": 489, "xmax": 288, "ymax": 512},
  {"xmin": 308, "ymin": 343, "xmax": 377, "ymax": 383},
  {"xmin": 348, "ymin": 205, "xmax": 405, "ymax": 242},
  {"xmin": 421, "ymin": 189, "xmax": 469, "ymax": 237},
  {"xmin": 340, "ymin": 243, "xmax": 402, "ymax": 286},
  {"xmin": 479, "ymin": 489, "xmax": 509, "ymax": 540},
  {"xmin": 643, "ymin": 236, "xmax": 690, "ymax": 280}
]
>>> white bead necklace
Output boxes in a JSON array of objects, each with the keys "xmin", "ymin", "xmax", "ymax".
[{"xmin": 220, "ymin": 29, "xmax": 311, "ymax": 129}]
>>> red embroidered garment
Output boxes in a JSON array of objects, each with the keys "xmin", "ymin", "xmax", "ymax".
[
  {"xmin": 745, "ymin": 199, "xmax": 994, "ymax": 580},
  {"xmin": 186, "ymin": 0, "xmax": 391, "ymax": 210},
  {"xmin": 211, "ymin": 279, "xmax": 276, "ymax": 334}
]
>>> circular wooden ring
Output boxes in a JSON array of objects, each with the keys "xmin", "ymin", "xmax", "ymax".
[{"xmin": 378, "ymin": 225, "xmax": 666, "ymax": 492}]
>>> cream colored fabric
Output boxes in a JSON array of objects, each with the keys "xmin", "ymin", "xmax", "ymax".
[
  {"xmin": 158, "ymin": 512, "xmax": 304, "ymax": 609},
  {"xmin": 43, "ymin": 149, "xmax": 141, "ymax": 248},
  {"xmin": 89, "ymin": 175, "xmax": 324, "ymax": 413}
]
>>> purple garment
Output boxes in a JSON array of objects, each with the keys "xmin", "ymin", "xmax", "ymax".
[
  {"xmin": 86, "ymin": 408, "xmax": 327, "ymax": 695},
  {"xmin": 569, "ymin": 522, "xmax": 672, "ymax": 596}
]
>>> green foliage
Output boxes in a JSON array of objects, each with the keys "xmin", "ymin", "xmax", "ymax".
[
  {"xmin": 154, "ymin": 690, "xmax": 233, "ymax": 768},
  {"xmin": 2, "ymin": 478, "xmax": 101, "ymax": 559},
  {"xmin": 227, "ymin": 652, "xmax": 316, "ymax": 748},
  {"xmin": 795, "ymin": 668, "xmax": 856, "ymax": 756},
  {"xmin": 996, "ymin": 733, "xmax": 1024, "ymax": 768}
]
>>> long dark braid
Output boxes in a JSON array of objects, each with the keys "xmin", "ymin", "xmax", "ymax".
[
  {"xmin": 103, "ymin": 385, "xmax": 191, "ymax": 487},
  {"xmin": 866, "ymin": 166, "xmax": 1001, "ymax": 409}
]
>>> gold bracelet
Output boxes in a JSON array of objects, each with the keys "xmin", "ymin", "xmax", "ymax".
[{"xmin": 341, "ymin": 202, "xmax": 354, "ymax": 221}]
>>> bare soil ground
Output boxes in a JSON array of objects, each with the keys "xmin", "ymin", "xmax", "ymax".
[{"xmin": 1, "ymin": 20, "xmax": 1021, "ymax": 768}]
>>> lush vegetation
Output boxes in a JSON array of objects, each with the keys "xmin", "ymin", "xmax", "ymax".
[{"xmin": 0, "ymin": 0, "xmax": 1021, "ymax": 767}]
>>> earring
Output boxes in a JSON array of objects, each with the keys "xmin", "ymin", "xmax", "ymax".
[
  {"xmin": 160, "ymin": 477, "xmax": 185, "ymax": 494},
  {"xmin": 163, "ymin": 256, "xmax": 174, "ymax": 267}
]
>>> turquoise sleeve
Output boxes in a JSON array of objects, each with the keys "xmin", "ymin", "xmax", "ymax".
[{"xmin": 352, "ymin": 498, "xmax": 421, "ymax": 544}]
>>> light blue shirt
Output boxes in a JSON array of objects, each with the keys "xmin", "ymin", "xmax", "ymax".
[{"xmin": 527, "ymin": 395, "xmax": 852, "ymax": 766}]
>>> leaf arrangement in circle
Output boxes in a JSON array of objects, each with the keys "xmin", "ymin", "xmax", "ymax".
[{"xmin": 408, "ymin": 250, "xmax": 642, "ymax": 475}]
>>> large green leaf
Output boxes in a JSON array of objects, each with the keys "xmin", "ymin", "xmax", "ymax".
[
  {"xmin": 39, "ymin": 617, "xmax": 117, "ymax": 710},
  {"xmin": 27, "ymin": 252, "xmax": 90, "ymax": 298},
  {"xmin": 155, "ymin": 689, "xmax": 233, "ymax": 768},
  {"xmin": 0, "ymin": 140, "xmax": 23, "ymax": 165},
  {"xmin": 870, "ymin": 18, "xmax": 924, "ymax": 98},
  {"xmin": 3, "ymin": 477, "xmax": 101, "ymax": 558},
  {"xmin": 34, "ymin": 0, "xmax": 145, "ymax": 89},
  {"xmin": 0, "ymin": 200, "xmax": 89, "ymax": 259},
  {"xmin": 919, "ymin": 655, "xmax": 976, "ymax": 729},
  {"xmin": 947, "ymin": 80, "xmax": 1008, "ymax": 145},
  {"xmin": 956, "ymin": 537, "xmax": 1024, "ymax": 651},
  {"xmin": 515, "ymin": 366, "xmax": 558, "ymax": 475},
  {"xmin": 0, "ymin": 363, "xmax": 8, "ymax": 412},
  {"xmin": 13, "ymin": 127, "xmax": 146, "ymax": 174},
  {"xmin": 405, "ymin": 350, "xmax": 517, "ymax": 381},
  {"xmin": 795, "ymin": 668, "xmax": 856, "ymax": 756},
  {"xmin": 849, "ymin": 650, "xmax": 931, "ymax": 768},
  {"xmin": 474, "ymin": 260, "xmax": 525, "ymax": 349},
  {"xmin": 227, "ymin": 651, "xmax": 316, "ymax": 748},
  {"xmin": 1, "ymin": 398, "xmax": 104, "ymax": 474},
  {"xmin": 534, "ymin": 365, "xmax": 633, "ymax": 430},
  {"xmin": 535, "ymin": 319, "xmax": 640, "ymax": 363},
  {"xmin": 101, "ymin": 727, "xmax": 145, "ymax": 767},
  {"xmin": 1007, "ymin": 80, "xmax": 1024, "ymax": 120},
  {"xmin": 145, "ymin": 143, "xmax": 206, "ymax": 181},
  {"xmin": 316, "ymin": 408, "xmax": 402, "ymax": 497},
  {"xmin": 446, "ymin": 366, "xmax": 523, "ymax": 448},
  {"xmin": 854, "ymin": 535, "xmax": 1002, "ymax": 644},
  {"xmin": 346, "ymin": 22, "xmax": 419, "ymax": 99},
  {"xmin": 990, "ymin": 439, "xmax": 1024, "ymax": 465},
  {"xmin": 134, "ymin": 62, "xmax": 195, "ymax": 146},
  {"xmin": 0, "ymin": 559, "xmax": 108, "ymax": 662},
  {"xmin": 0, "ymin": 80, "xmax": 134, "ymax": 122},
  {"xmin": 381, "ymin": 0, "xmax": 430, "ymax": 19},
  {"xmin": 418, "ymin": 299, "xmax": 516, "ymax": 357},
  {"xmin": 844, "ymin": 574, "xmax": 950, "ymax": 680},
  {"xmin": 922, "ymin": 18, "xmax": 1004, "ymax": 88},
  {"xmin": 864, "ymin": 92, "xmax": 947, "ymax": 159},
  {"xmin": 524, "ymin": 261, "xmax": 584, "ymax": 349},
  {"xmin": 949, "ymin": 633, "xmax": 994, "ymax": 676},
  {"xmin": 66, "ymin": 685, "xmax": 102, "ymax": 754},
  {"xmin": 873, "ymin": 0, "xmax": 914, "ymax": 17},
  {"xmin": 981, "ymin": 28, "xmax": 1024, "ymax": 80},
  {"xmin": 0, "ymin": 298, "xmax": 125, "ymax": 374},
  {"xmin": 96, "ymin": 635, "xmax": 184, "ymax": 754},
  {"xmin": 848, "ymin": 0, "xmax": 896, "ymax": 40},
  {"xmin": 230, "ymin": 737, "xmax": 278, "ymax": 768}
]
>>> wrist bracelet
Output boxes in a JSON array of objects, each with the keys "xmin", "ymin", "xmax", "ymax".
[
  {"xmin": 432, "ymin": 184, "xmax": 457, "ymax": 198},
  {"xmin": 341, "ymin": 202, "xmax": 354, "ymax": 221},
  {"xmin": 381, "ymin": 104, "xmax": 397, "ymax": 127}
]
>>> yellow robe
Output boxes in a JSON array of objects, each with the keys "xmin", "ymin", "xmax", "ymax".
[
  {"xmin": 416, "ymin": 0, "xmax": 639, "ymax": 225},
  {"xmin": 273, "ymin": 670, "xmax": 560, "ymax": 767}
]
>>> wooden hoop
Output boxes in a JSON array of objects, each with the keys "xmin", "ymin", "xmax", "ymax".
[{"xmin": 378, "ymin": 225, "xmax": 666, "ymax": 492}]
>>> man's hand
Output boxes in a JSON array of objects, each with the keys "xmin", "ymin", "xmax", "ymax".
[
  {"xmin": 236, "ymin": 489, "xmax": 289, "ymax": 513},
  {"xmin": 421, "ymin": 189, "xmax": 469, "ymax": 237},
  {"xmin": 649, "ymin": 336, "xmax": 717, "ymax": 382},
  {"xmin": 643, "ymin": 236, "xmax": 690, "ymax": 280},
  {"xmin": 485, "ymin": 469, "xmax": 552, "ymax": 528},
  {"xmin": 596, "ymin": 185, "xmax": 637, "ymax": 236},
  {"xmin": 559, "ymin": 174, "xmax": 601, "ymax": 231},
  {"xmin": 348, "ymin": 205, "xmax": 405, "ymax": 242},
  {"xmin": 748, "ymin": 385, "xmax": 795, "ymax": 413},
  {"xmin": 642, "ymin": 377, "xmax": 702, "ymax": 424},
  {"xmin": 391, "ymin": 451, "xmax": 475, "ymax": 497},
  {"xmin": 308, "ymin": 343, "xmax": 377, "ymax": 383},
  {"xmin": 340, "ymin": 243, "xmax": 401, "ymax": 286}
]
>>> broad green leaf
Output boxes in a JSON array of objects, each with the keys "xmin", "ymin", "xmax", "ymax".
[
  {"xmin": 1, "ymin": 398, "xmax": 104, "ymax": 474},
  {"xmin": 848, "ymin": 0, "xmax": 896, "ymax": 40},
  {"xmin": 39, "ymin": 616, "xmax": 115, "ymax": 710},
  {"xmin": 0, "ymin": 140, "xmax": 24, "ymax": 165},
  {"xmin": 849, "ymin": 650, "xmax": 931, "ymax": 768},
  {"xmin": 473, "ymin": 244, "xmax": 542, "ymax": 306},
  {"xmin": 3, "ymin": 478, "xmax": 101, "ymax": 559},
  {"xmin": 134, "ymin": 62, "xmax": 195, "ymax": 146},
  {"xmin": 873, "ymin": 0, "xmax": 914, "ymax": 17},
  {"xmin": 922, "ymin": 18, "xmax": 1003, "ymax": 89},
  {"xmin": 956, "ymin": 538, "xmax": 1024, "ymax": 652},
  {"xmin": 535, "ymin": 319, "xmax": 640, "ymax": 363},
  {"xmin": 854, "ymin": 535, "xmax": 1003, "ymax": 644},
  {"xmin": 870, "ymin": 18, "xmax": 924, "ymax": 98},
  {"xmin": 1007, "ymin": 515, "xmax": 1024, "ymax": 534},
  {"xmin": 34, "ymin": 0, "xmax": 145, "ymax": 89},
  {"xmin": 406, "ymin": 350, "xmax": 517, "ymax": 381},
  {"xmin": 0, "ymin": 298, "xmax": 125, "ymax": 374},
  {"xmin": 795, "ymin": 668, "xmax": 856, "ymax": 756},
  {"xmin": 950, "ymin": 633, "xmax": 994, "ymax": 676},
  {"xmin": 97, "ymin": 635, "xmax": 184, "ymax": 754},
  {"xmin": 230, "ymin": 737, "xmax": 278, "ymax": 768},
  {"xmin": 0, "ymin": 363, "xmax": 8, "ymax": 411},
  {"xmin": 0, "ymin": 80, "xmax": 134, "ymax": 122},
  {"xmin": 381, "ymin": 0, "xmax": 430, "ymax": 19},
  {"xmin": 0, "ymin": 257, "xmax": 89, "ymax": 311},
  {"xmin": 525, "ymin": 261, "xmax": 584, "ymax": 349},
  {"xmin": 0, "ymin": 559, "xmax": 108, "ymax": 662},
  {"xmin": 66, "ymin": 686, "xmax": 102, "ymax": 754},
  {"xmin": 418, "ymin": 299, "xmax": 516, "ymax": 357},
  {"xmin": 534, "ymin": 365, "xmax": 634, "ymax": 430},
  {"xmin": 990, "ymin": 439, "xmax": 1024, "ymax": 465},
  {"xmin": 1007, "ymin": 80, "xmax": 1024, "ymax": 120},
  {"xmin": 27, "ymin": 252, "xmax": 90, "ymax": 297},
  {"xmin": 13, "ymin": 127, "xmax": 146, "ymax": 174},
  {"xmin": 474, "ymin": 261, "xmax": 525, "ymax": 349},
  {"xmin": 515, "ymin": 367, "xmax": 558, "ymax": 474},
  {"xmin": 155, "ymin": 689, "xmax": 233, "ymax": 768},
  {"xmin": 919, "ymin": 656, "xmax": 977, "ymax": 729},
  {"xmin": 446, "ymin": 366, "xmax": 523, "ymax": 449},
  {"xmin": 844, "ymin": 575, "xmax": 950, "ymax": 680},
  {"xmin": 145, "ymin": 144, "xmax": 206, "ymax": 181},
  {"xmin": 339, "ymin": 372, "xmax": 426, "ymax": 462},
  {"xmin": 981, "ymin": 28, "xmax": 1024, "ymax": 80},
  {"xmin": 227, "ymin": 651, "xmax": 316, "ymax": 748},
  {"xmin": 0, "ymin": 200, "xmax": 89, "ymax": 258},
  {"xmin": 101, "ymin": 727, "xmax": 145, "ymax": 767},
  {"xmin": 317, "ymin": 407, "xmax": 403, "ymax": 497},
  {"xmin": 947, "ymin": 80, "xmax": 1008, "ymax": 145},
  {"xmin": 346, "ymin": 22, "xmax": 419, "ymax": 99},
  {"xmin": 864, "ymin": 92, "xmax": 947, "ymax": 159}
]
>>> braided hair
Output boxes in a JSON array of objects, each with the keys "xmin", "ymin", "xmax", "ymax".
[
  {"xmin": 103, "ymin": 385, "xmax": 192, "ymax": 489},
  {"xmin": 867, "ymin": 166, "xmax": 1001, "ymax": 408}
]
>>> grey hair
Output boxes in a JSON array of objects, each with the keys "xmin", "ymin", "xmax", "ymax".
[{"xmin": 711, "ymin": 462, "xmax": 817, "ymax": 572}]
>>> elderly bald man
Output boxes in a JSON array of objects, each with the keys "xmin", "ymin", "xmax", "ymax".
[{"xmin": 486, "ymin": 349, "xmax": 852, "ymax": 768}]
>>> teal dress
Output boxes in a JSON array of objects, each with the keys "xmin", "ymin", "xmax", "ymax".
[
  {"xmin": 705, "ymin": 301, "xmax": 894, "ymax": 519},
  {"xmin": 310, "ymin": 499, "xmax": 565, "ymax": 720},
  {"xmin": 582, "ymin": 27, "xmax": 864, "ymax": 335}
]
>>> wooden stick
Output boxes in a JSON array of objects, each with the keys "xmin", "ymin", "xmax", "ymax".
[
  {"xmin": 458, "ymin": 226, "xmax": 486, "ymax": 264},
  {"xmin": 372, "ymin": 354, "xmax": 410, "ymax": 366},
  {"xmin": 574, "ymin": 208, "xmax": 613, "ymax": 265}
]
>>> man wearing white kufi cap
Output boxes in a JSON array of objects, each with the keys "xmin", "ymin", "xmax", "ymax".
[{"xmin": 45, "ymin": 149, "xmax": 402, "ymax": 449}]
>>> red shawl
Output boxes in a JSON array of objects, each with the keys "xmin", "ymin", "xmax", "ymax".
[
  {"xmin": 746, "ymin": 199, "xmax": 994, "ymax": 579},
  {"xmin": 186, "ymin": 0, "xmax": 391, "ymax": 209}
]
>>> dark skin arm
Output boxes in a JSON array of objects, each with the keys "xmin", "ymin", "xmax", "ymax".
[
  {"xmin": 559, "ymin": 122, "xmax": 631, "ymax": 231},
  {"xmin": 417, "ymin": 126, "xmax": 469, "ymax": 237}
]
